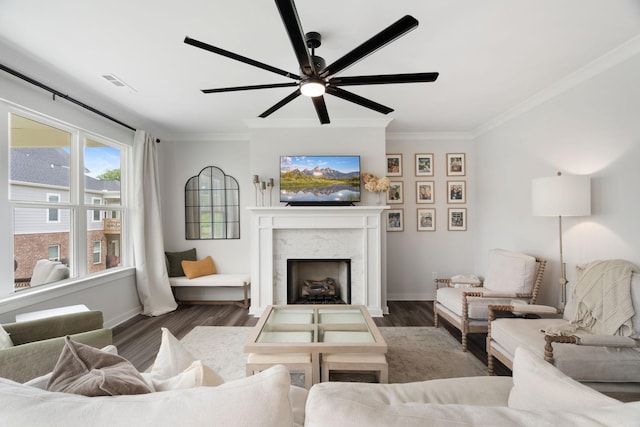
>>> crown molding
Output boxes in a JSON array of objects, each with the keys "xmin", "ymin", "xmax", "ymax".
[
  {"xmin": 243, "ymin": 117, "xmax": 393, "ymax": 129},
  {"xmin": 159, "ymin": 132, "xmax": 249, "ymax": 143},
  {"xmin": 386, "ymin": 131, "xmax": 474, "ymax": 142},
  {"xmin": 473, "ymin": 34, "xmax": 640, "ymax": 138}
]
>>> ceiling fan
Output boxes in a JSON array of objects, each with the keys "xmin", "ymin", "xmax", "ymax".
[{"xmin": 184, "ymin": 0, "xmax": 439, "ymax": 124}]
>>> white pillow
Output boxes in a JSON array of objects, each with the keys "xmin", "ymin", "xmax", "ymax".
[
  {"xmin": 0, "ymin": 365, "xmax": 294, "ymax": 427},
  {"xmin": 483, "ymin": 249, "xmax": 537, "ymax": 294},
  {"xmin": 0, "ymin": 325, "xmax": 13, "ymax": 349},
  {"xmin": 142, "ymin": 327, "xmax": 224, "ymax": 391},
  {"xmin": 30, "ymin": 259, "xmax": 58, "ymax": 286},
  {"xmin": 508, "ymin": 347, "xmax": 622, "ymax": 411}
]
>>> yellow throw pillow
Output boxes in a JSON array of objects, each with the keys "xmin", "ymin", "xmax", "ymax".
[{"xmin": 182, "ymin": 256, "xmax": 217, "ymax": 279}]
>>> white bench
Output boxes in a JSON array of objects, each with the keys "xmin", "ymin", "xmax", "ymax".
[{"xmin": 169, "ymin": 274, "xmax": 250, "ymax": 308}]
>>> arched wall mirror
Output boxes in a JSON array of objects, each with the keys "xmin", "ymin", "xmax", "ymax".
[{"xmin": 185, "ymin": 166, "xmax": 240, "ymax": 239}]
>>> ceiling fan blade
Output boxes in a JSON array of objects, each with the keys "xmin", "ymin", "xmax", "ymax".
[
  {"xmin": 312, "ymin": 96, "xmax": 330, "ymax": 124},
  {"xmin": 326, "ymin": 86, "xmax": 394, "ymax": 115},
  {"xmin": 274, "ymin": 0, "xmax": 315, "ymax": 76},
  {"xmin": 202, "ymin": 82, "xmax": 298, "ymax": 93},
  {"xmin": 330, "ymin": 72, "xmax": 439, "ymax": 87},
  {"xmin": 258, "ymin": 89, "xmax": 302, "ymax": 118},
  {"xmin": 320, "ymin": 15, "xmax": 418, "ymax": 79},
  {"xmin": 184, "ymin": 36, "xmax": 300, "ymax": 80}
]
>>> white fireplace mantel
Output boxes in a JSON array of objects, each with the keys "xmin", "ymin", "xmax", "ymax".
[{"xmin": 248, "ymin": 206, "xmax": 388, "ymax": 317}]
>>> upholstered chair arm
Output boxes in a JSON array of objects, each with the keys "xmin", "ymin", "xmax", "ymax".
[{"xmin": 544, "ymin": 334, "xmax": 640, "ymax": 363}]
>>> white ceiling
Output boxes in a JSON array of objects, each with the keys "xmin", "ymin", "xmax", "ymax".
[{"xmin": 1, "ymin": 0, "xmax": 640, "ymax": 137}]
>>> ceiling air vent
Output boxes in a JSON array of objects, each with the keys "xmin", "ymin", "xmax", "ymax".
[{"xmin": 102, "ymin": 74, "xmax": 137, "ymax": 92}]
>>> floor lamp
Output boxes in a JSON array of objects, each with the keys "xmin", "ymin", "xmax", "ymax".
[{"xmin": 532, "ymin": 172, "xmax": 591, "ymax": 306}]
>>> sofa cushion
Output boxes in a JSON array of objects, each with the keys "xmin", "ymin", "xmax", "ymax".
[
  {"xmin": 491, "ymin": 317, "xmax": 640, "ymax": 382},
  {"xmin": 142, "ymin": 327, "xmax": 224, "ymax": 391},
  {"xmin": 181, "ymin": 256, "xmax": 217, "ymax": 279},
  {"xmin": 0, "ymin": 365, "xmax": 294, "ymax": 427},
  {"xmin": 165, "ymin": 248, "xmax": 197, "ymax": 277},
  {"xmin": 483, "ymin": 249, "xmax": 537, "ymax": 294},
  {"xmin": 0, "ymin": 325, "xmax": 13, "ymax": 349},
  {"xmin": 46, "ymin": 337, "xmax": 152, "ymax": 396},
  {"xmin": 304, "ymin": 378, "xmax": 637, "ymax": 427},
  {"xmin": 508, "ymin": 347, "xmax": 622, "ymax": 410},
  {"xmin": 46, "ymin": 263, "xmax": 70, "ymax": 283}
]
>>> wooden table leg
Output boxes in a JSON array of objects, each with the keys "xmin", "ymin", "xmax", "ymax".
[{"xmin": 311, "ymin": 352, "xmax": 321, "ymax": 385}]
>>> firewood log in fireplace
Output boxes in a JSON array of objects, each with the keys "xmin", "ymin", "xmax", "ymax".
[{"xmin": 301, "ymin": 277, "xmax": 339, "ymax": 298}]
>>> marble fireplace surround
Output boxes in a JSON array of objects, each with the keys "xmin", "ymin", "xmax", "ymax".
[{"xmin": 248, "ymin": 206, "xmax": 387, "ymax": 317}]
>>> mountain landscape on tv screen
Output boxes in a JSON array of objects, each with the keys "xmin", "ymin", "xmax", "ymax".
[{"xmin": 280, "ymin": 157, "xmax": 360, "ymax": 203}]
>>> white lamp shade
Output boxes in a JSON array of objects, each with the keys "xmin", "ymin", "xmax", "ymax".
[{"xmin": 532, "ymin": 175, "xmax": 591, "ymax": 217}]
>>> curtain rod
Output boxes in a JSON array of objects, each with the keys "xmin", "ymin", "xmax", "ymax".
[{"xmin": 0, "ymin": 62, "xmax": 137, "ymax": 133}]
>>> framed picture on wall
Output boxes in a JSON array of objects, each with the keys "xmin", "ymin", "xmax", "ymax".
[
  {"xmin": 386, "ymin": 181, "xmax": 404, "ymax": 204},
  {"xmin": 446, "ymin": 153, "xmax": 466, "ymax": 176},
  {"xmin": 415, "ymin": 153, "xmax": 434, "ymax": 176},
  {"xmin": 386, "ymin": 154, "xmax": 403, "ymax": 176},
  {"xmin": 417, "ymin": 208, "xmax": 436, "ymax": 231},
  {"xmin": 448, "ymin": 208, "xmax": 467, "ymax": 231},
  {"xmin": 386, "ymin": 209, "xmax": 404, "ymax": 232},
  {"xmin": 447, "ymin": 180, "xmax": 466, "ymax": 203},
  {"xmin": 416, "ymin": 181, "xmax": 435, "ymax": 204}
]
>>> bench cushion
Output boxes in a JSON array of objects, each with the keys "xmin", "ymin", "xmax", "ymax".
[{"xmin": 169, "ymin": 274, "xmax": 250, "ymax": 288}]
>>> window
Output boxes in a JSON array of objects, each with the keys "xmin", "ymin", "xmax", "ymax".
[
  {"xmin": 47, "ymin": 193, "xmax": 60, "ymax": 223},
  {"xmin": 48, "ymin": 245, "xmax": 60, "ymax": 261},
  {"xmin": 92, "ymin": 198, "xmax": 102, "ymax": 222},
  {"xmin": 93, "ymin": 241, "xmax": 101, "ymax": 264},
  {"xmin": 9, "ymin": 111, "xmax": 127, "ymax": 290}
]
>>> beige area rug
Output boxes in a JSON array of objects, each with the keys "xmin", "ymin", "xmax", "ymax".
[{"xmin": 179, "ymin": 326, "xmax": 487, "ymax": 384}]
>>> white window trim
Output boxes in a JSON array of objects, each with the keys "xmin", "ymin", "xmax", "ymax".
[{"xmin": 5, "ymin": 106, "xmax": 130, "ymax": 298}]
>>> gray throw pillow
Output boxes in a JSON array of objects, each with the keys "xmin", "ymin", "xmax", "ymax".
[
  {"xmin": 46, "ymin": 336, "xmax": 151, "ymax": 396},
  {"xmin": 165, "ymin": 248, "xmax": 197, "ymax": 277}
]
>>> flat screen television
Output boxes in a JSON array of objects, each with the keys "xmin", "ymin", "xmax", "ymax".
[{"xmin": 280, "ymin": 155, "xmax": 361, "ymax": 205}]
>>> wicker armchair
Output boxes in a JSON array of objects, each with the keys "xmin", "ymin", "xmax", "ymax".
[
  {"xmin": 434, "ymin": 249, "xmax": 547, "ymax": 351},
  {"xmin": 487, "ymin": 261, "xmax": 640, "ymax": 395}
]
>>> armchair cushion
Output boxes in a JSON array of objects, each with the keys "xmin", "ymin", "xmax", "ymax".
[
  {"xmin": 491, "ymin": 317, "xmax": 640, "ymax": 383},
  {"xmin": 483, "ymin": 249, "xmax": 537, "ymax": 294},
  {"xmin": 437, "ymin": 287, "xmax": 521, "ymax": 320}
]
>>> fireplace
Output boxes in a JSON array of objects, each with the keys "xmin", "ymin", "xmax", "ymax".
[
  {"xmin": 287, "ymin": 259, "xmax": 351, "ymax": 304},
  {"xmin": 248, "ymin": 206, "xmax": 388, "ymax": 317}
]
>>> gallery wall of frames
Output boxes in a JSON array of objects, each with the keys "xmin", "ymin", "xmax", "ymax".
[{"xmin": 384, "ymin": 152, "xmax": 467, "ymax": 233}]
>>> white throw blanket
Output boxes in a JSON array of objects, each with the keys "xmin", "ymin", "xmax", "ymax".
[{"xmin": 545, "ymin": 259, "xmax": 639, "ymax": 337}]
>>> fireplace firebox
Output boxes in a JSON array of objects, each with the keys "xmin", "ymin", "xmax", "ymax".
[{"xmin": 287, "ymin": 259, "xmax": 351, "ymax": 304}]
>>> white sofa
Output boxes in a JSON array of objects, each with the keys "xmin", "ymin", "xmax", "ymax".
[{"xmin": 1, "ymin": 346, "xmax": 638, "ymax": 426}]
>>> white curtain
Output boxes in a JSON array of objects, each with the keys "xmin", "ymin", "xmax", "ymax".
[{"xmin": 132, "ymin": 130, "xmax": 177, "ymax": 316}]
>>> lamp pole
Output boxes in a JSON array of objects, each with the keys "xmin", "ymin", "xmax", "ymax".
[{"xmin": 558, "ymin": 215, "xmax": 567, "ymax": 307}]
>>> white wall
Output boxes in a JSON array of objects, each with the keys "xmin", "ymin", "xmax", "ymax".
[
  {"xmin": 385, "ymin": 136, "xmax": 476, "ymax": 300},
  {"xmin": 158, "ymin": 137, "xmax": 252, "ymax": 273},
  {"xmin": 474, "ymin": 50, "xmax": 640, "ymax": 305}
]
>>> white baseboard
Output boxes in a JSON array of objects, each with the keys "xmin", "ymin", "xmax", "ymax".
[{"xmin": 386, "ymin": 292, "xmax": 433, "ymax": 301}]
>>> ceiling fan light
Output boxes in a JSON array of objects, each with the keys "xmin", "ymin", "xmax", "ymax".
[{"xmin": 300, "ymin": 79, "xmax": 326, "ymax": 97}]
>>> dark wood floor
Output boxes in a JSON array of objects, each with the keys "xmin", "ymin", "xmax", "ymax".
[{"xmin": 113, "ymin": 301, "xmax": 507, "ymax": 374}]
